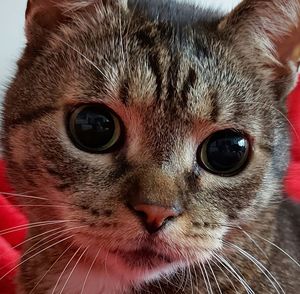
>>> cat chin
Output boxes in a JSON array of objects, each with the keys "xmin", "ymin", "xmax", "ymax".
[
  {"xmin": 72, "ymin": 230, "xmax": 217, "ymax": 286},
  {"xmin": 85, "ymin": 246, "xmax": 182, "ymax": 283},
  {"xmin": 110, "ymin": 257, "xmax": 185, "ymax": 286},
  {"xmin": 83, "ymin": 244, "xmax": 213, "ymax": 287},
  {"xmin": 47, "ymin": 254, "xmax": 185, "ymax": 294}
]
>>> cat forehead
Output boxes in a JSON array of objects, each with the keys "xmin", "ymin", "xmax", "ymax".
[
  {"xmin": 71, "ymin": 30, "xmax": 253, "ymax": 119},
  {"xmin": 127, "ymin": 0, "xmax": 223, "ymax": 27},
  {"xmin": 55, "ymin": 8, "xmax": 259, "ymax": 126}
]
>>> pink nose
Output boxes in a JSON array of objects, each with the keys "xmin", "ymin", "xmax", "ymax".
[{"xmin": 133, "ymin": 204, "xmax": 180, "ymax": 233}]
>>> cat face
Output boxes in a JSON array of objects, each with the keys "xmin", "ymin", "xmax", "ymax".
[{"xmin": 3, "ymin": 0, "xmax": 299, "ymax": 283}]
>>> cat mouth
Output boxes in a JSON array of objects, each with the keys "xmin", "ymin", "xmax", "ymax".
[{"xmin": 111, "ymin": 247, "xmax": 176, "ymax": 268}]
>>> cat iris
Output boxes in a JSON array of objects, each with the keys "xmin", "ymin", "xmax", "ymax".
[
  {"xmin": 198, "ymin": 130, "xmax": 250, "ymax": 176},
  {"xmin": 68, "ymin": 105, "xmax": 122, "ymax": 153}
]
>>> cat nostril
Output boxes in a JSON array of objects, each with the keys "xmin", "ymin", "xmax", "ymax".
[{"xmin": 131, "ymin": 204, "xmax": 180, "ymax": 234}]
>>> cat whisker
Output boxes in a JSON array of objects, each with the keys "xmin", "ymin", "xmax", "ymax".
[
  {"xmin": 236, "ymin": 225, "xmax": 269, "ymax": 260},
  {"xmin": 210, "ymin": 256, "xmax": 239, "ymax": 294},
  {"xmin": 0, "ymin": 227, "xmax": 65, "ymax": 278},
  {"xmin": 11, "ymin": 226, "xmax": 62, "ymax": 250},
  {"xmin": 172, "ymin": 264, "xmax": 186, "ymax": 293},
  {"xmin": 24, "ymin": 225, "xmax": 87, "ymax": 257},
  {"xmin": 0, "ymin": 234, "xmax": 74, "ymax": 282},
  {"xmin": 0, "ymin": 204, "xmax": 69, "ymax": 208},
  {"xmin": 207, "ymin": 258, "xmax": 223, "ymax": 294},
  {"xmin": 215, "ymin": 254, "xmax": 254, "ymax": 294},
  {"xmin": 1, "ymin": 191, "xmax": 49, "ymax": 201},
  {"xmin": 186, "ymin": 257, "xmax": 195, "ymax": 294},
  {"xmin": 51, "ymin": 245, "xmax": 83, "ymax": 294},
  {"xmin": 181, "ymin": 253, "xmax": 193, "ymax": 288},
  {"xmin": 29, "ymin": 242, "xmax": 75, "ymax": 294},
  {"xmin": 203, "ymin": 262, "xmax": 214, "ymax": 294},
  {"xmin": 57, "ymin": 38, "xmax": 111, "ymax": 83},
  {"xmin": 126, "ymin": 1, "xmax": 139, "ymax": 39},
  {"xmin": 0, "ymin": 225, "xmax": 87, "ymax": 278},
  {"xmin": 231, "ymin": 101, "xmax": 300, "ymax": 142},
  {"xmin": 194, "ymin": 262, "xmax": 202, "ymax": 293},
  {"xmin": 224, "ymin": 241, "xmax": 285, "ymax": 294},
  {"xmin": 156, "ymin": 279, "xmax": 165, "ymax": 294},
  {"xmin": 103, "ymin": 243, "xmax": 111, "ymax": 276},
  {"xmin": 0, "ymin": 227, "xmax": 68, "ymax": 270},
  {"xmin": 58, "ymin": 245, "xmax": 90, "ymax": 294},
  {"xmin": 182, "ymin": 266, "xmax": 190, "ymax": 293},
  {"xmin": 80, "ymin": 247, "xmax": 101, "ymax": 294},
  {"xmin": 178, "ymin": 251, "xmax": 195, "ymax": 293},
  {"xmin": 1, "ymin": 227, "xmax": 83, "ymax": 285},
  {"xmin": 267, "ymin": 106, "xmax": 300, "ymax": 141},
  {"xmin": 0, "ymin": 220, "xmax": 74, "ymax": 236},
  {"xmin": 216, "ymin": 223, "xmax": 271, "ymax": 260},
  {"xmin": 197, "ymin": 262, "xmax": 210, "ymax": 294},
  {"xmin": 179, "ymin": 266, "xmax": 189, "ymax": 293},
  {"xmin": 172, "ymin": 248, "xmax": 189, "ymax": 292},
  {"xmin": 0, "ymin": 223, "xmax": 28, "ymax": 236},
  {"xmin": 189, "ymin": 252, "xmax": 210, "ymax": 293},
  {"xmin": 250, "ymin": 232, "xmax": 300, "ymax": 269},
  {"xmin": 2, "ymin": 191, "xmax": 80, "ymax": 207}
]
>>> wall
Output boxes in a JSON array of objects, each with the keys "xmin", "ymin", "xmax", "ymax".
[{"xmin": 0, "ymin": 0, "xmax": 27, "ymax": 101}]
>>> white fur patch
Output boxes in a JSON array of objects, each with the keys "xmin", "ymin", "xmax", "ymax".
[
  {"xmin": 47, "ymin": 263, "xmax": 127, "ymax": 294},
  {"xmin": 176, "ymin": 0, "xmax": 241, "ymax": 12}
]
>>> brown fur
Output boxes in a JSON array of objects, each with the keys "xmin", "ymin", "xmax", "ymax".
[{"xmin": 2, "ymin": 0, "xmax": 300, "ymax": 293}]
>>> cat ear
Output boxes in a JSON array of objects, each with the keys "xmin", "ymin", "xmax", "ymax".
[
  {"xmin": 25, "ymin": 0, "xmax": 128, "ymax": 43},
  {"xmin": 219, "ymin": 0, "xmax": 300, "ymax": 94},
  {"xmin": 25, "ymin": 0, "xmax": 68, "ymax": 42}
]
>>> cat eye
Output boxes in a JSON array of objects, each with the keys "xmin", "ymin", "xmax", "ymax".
[
  {"xmin": 198, "ymin": 129, "xmax": 250, "ymax": 176},
  {"xmin": 68, "ymin": 105, "xmax": 122, "ymax": 153}
]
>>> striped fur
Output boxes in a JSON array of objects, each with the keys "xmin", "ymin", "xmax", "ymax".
[{"xmin": 2, "ymin": 0, "xmax": 300, "ymax": 293}]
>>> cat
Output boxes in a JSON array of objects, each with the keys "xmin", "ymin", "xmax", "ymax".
[{"xmin": 2, "ymin": 0, "xmax": 300, "ymax": 293}]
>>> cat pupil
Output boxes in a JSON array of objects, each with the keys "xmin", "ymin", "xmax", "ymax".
[
  {"xmin": 198, "ymin": 130, "xmax": 250, "ymax": 176},
  {"xmin": 68, "ymin": 105, "xmax": 122, "ymax": 153}
]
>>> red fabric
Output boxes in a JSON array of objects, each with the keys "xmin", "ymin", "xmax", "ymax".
[
  {"xmin": 0, "ymin": 79, "xmax": 299, "ymax": 294},
  {"xmin": 285, "ymin": 76, "xmax": 300, "ymax": 201},
  {"xmin": 0, "ymin": 161, "xmax": 27, "ymax": 294}
]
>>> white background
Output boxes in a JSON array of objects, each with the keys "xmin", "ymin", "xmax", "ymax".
[
  {"xmin": 0, "ymin": 0, "xmax": 27, "ymax": 101},
  {"xmin": 0, "ymin": 0, "xmax": 241, "ymax": 102}
]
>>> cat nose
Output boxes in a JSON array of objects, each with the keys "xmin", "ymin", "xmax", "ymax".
[{"xmin": 132, "ymin": 204, "xmax": 181, "ymax": 234}]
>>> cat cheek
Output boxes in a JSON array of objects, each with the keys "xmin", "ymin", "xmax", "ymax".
[{"xmin": 159, "ymin": 211, "xmax": 226, "ymax": 245}]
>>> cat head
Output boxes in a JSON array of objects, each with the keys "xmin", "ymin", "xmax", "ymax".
[{"xmin": 3, "ymin": 0, "xmax": 300, "ymax": 282}]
